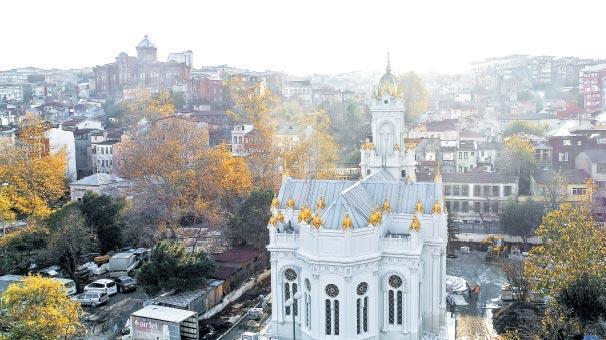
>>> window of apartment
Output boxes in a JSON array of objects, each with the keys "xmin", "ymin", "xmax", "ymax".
[
  {"xmin": 597, "ymin": 164, "xmax": 606, "ymax": 174},
  {"xmin": 461, "ymin": 201, "xmax": 469, "ymax": 213},
  {"xmin": 444, "ymin": 185, "xmax": 451, "ymax": 196},
  {"xmin": 563, "ymin": 140, "xmax": 571, "ymax": 146},
  {"xmin": 464, "ymin": 152, "xmax": 468, "ymax": 160},
  {"xmin": 572, "ymin": 187, "xmax": 587, "ymax": 196},
  {"xmin": 504, "ymin": 186, "xmax": 512, "ymax": 196},
  {"xmin": 453, "ymin": 201, "xmax": 460, "ymax": 212},
  {"xmin": 559, "ymin": 152, "xmax": 565, "ymax": 161},
  {"xmin": 492, "ymin": 186, "xmax": 500, "ymax": 197},
  {"xmin": 445, "ymin": 201, "xmax": 451, "ymax": 211},
  {"xmin": 483, "ymin": 201, "xmax": 490, "ymax": 213},
  {"xmin": 401, "ymin": 170, "xmax": 406, "ymax": 178},
  {"xmin": 483, "ymin": 186, "xmax": 490, "ymax": 197},
  {"xmin": 474, "ymin": 185, "xmax": 481, "ymax": 196},
  {"xmin": 491, "ymin": 201, "xmax": 499, "ymax": 214},
  {"xmin": 462, "ymin": 185, "xmax": 469, "ymax": 196},
  {"xmin": 471, "ymin": 152, "xmax": 475, "ymax": 156},
  {"xmin": 453, "ymin": 185, "xmax": 460, "ymax": 196},
  {"xmin": 577, "ymin": 141, "xmax": 582, "ymax": 146},
  {"xmin": 473, "ymin": 201, "xmax": 481, "ymax": 213},
  {"xmin": 459, "ymin": 152, "xmax": 462, "ymax": 159}
]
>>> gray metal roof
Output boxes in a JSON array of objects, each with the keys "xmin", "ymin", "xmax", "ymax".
[{"xmin": 278, "ymin": 169, "xmax": 442, "ymax": 230}]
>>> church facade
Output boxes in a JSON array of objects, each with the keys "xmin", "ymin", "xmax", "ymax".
[{"xmin": 267, "ymin": 59, "xmax": 448, "ymax": 340}]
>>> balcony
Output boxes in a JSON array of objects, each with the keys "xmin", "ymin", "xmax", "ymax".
[{"xmin": 270, "ymin": 231, "xmax": 299, "ymax": 250}]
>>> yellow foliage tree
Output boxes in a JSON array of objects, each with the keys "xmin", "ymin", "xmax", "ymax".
[
  {"xmin": 0, "ymin": 117, "xmax": 67, "ymax": 218},
  {"xmin": 121, "ymin": 88, "xmax": 176, "ymax": 126},
  {"xmin": 282, "ymin": 110, "xmax": 339, "ymax": 179},
  {"xmin": 115, "ymin": 118, "xmax": 252, "ymax": 232},
  {"xmin": 524, "ymin": 203, "xmax": 606, "ymax": 295},
  {"xmin": 0, "ymin": 275, "xmax": 82, "ymax": 339}
]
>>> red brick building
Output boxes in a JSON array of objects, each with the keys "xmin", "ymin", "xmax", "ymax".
[
  {"xmin": 580, "ymin": 64, "xmax": 606, "ymax": 113},
  {"xmin": 191, "ymin": 75, "xmax": 225, "ymax": 107}
]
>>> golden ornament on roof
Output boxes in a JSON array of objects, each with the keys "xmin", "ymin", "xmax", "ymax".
[
  {"xmin": 376, "ymin": 53, "xmax": 398, "ymax": 98},
  {"xmin": 415, "ymin": 200, "xmax": 424, "ymax": 214},
  {"xmin": 276, "ymin": 211, "xmax": 285, "ymax": 223},
  {"xmin": 434, "ymin": 163, "xmax": 442, "ymax": 182},
  {"xmin": 409, "ymin": 214, "xmax": 421, "ymax": 232},
  {"xmin": 316, "ymin": 196, "xmax": 325, "ymax": 210},
  {"xmin": 393, "ymin": 143, "xmax": 400, "ymax": 151},
  {"xmin": 286, "ymin": 196, "xmax": 295, "ymax": 209},
  {"xmin": 369, "ymin": 209, "xmax": 383, "ymax": 226},
  {"xmin": 268, "ymin": 216, "xmax": 277, "ymax": 226},
  {"xmin": 342, "ymin": 213, "xmax": 353, "ymax": 230},
  {"xmin": 361, "ymin": 138, "xmax": 375, "ymax": 151},
  {"xmin": 432, "ymin": 200, "xmax": 442, "ymax": 214},
  {"xmin": 271, "ymin": 195, "xmax": 280, "ymax": 209},
  {"xmin": 382, "ymin": 198, "xmax": 391, "ymax": 213},
  {"xmin": 312, "ymin": 213, "xmax": 322, "ymax": 229},
  {"xmin": 298, "ymin": 205, "xmax": 312, "ymax": 223}
]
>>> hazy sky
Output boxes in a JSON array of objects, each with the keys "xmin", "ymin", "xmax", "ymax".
[{"xmin": 3, "ymin": 0, "xmax": 606, "ymax": 75}]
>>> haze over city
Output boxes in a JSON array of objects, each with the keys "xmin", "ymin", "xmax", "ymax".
[{"xmin": 4, "ymin": 0, "xmax": 606, "ymax": 74}]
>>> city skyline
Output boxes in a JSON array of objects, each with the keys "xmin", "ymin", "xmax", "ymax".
[{"xmin": 3, "ymin": 0, "xmax": 606, "ymax": 75}]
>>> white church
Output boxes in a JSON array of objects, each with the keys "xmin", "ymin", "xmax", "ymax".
[{"xmin": 267, "ymin": 58, "xmax": 448, "ymax": 340}]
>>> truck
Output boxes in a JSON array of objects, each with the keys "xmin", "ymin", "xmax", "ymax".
[
  {"xmin": 109, "ymin": 252, "xmax": 139, "ymax": 278},
  {"xmin": 127, "ymin": 305, "xmax": 198, "ymax": 340}
]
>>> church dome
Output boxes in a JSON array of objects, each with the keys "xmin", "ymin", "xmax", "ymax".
[
  {"xmin": 137, "ymin": 35, "xmax": 156, "ymax": 49},
  {"xmin": 377, "ymin": 54, "xmax": 398, "ymax": 98}
]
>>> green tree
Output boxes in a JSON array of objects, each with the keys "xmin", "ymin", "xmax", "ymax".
[
  {"xmin": 137, "ymin": 240, "xmax": 216, "ymax": 295},
  {"xmin": 0, "ymin": 275, "xmax": 83, "ymax": 339},
  {"xmin": 79, "ymin": 192, "xmax": 125, "ymax": 254},
  {"xmin": 397, "ymin": 71, "xmax": 428, "ymax": 123},
  {"xmin": 0, "ymin": 223, "xmax": 48, "ymax": 274},
  {"xmin": 557, "ymin": 273, "xmax": 606, "ymax": 329},
  {"xmin": 46, "ymin": 204, "xmax": 97, "ymax": 288},
  {"xmin": 499, "ymin": 198, "xmax": 544, "ymax": 243},
  {"xmin": 503, "ymin": 121, "xmax": 545, "ymax": 137},
  {"xmin": 497, "ymin": 136, "xmax": 538, "ymax": 194},
  {"xmin": 229, "ymin": 189, "xmax": 273, "ymax": 249},
  {"xmin": 331, "ymin": 100, "xmax": 369, "ymax": 163}
]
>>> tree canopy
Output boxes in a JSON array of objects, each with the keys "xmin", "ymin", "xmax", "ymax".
[
  {"xmin": 0, "ymin": 275, "xmax": 82, "ymax": 339},
  {"xmin": 0, "ymin": 223, "xmax": 49, "ymax": 274},
  {"xmin": 497, "ymin": 136, "xmax": 538, "ymax": 195},
  {"xmin": 397, "ymin": 71, "xmax": 428, "ymax": 123},
  {"xmin": 120, "ymin": 88, "xmax": 176, "ymax": 126},
  {"xmin": 137, "ymin": 240, "xmax": 216, "ymax": 295},
  {"xmin": 503, "ymin": 121, "xmax": 545, "ymax": 137},
  {"xmin": 499, "ymin": 199, "xmax": 544, "ymax": 241},
  {"xmin": 78, "ymin": 192, "xmax": 126, "ymax": 254},
  {"xmin": 228, "ymin": 189, "xmax": 273, "ymax": 249}
]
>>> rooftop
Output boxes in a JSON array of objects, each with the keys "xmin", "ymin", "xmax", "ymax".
[
  {"xmin": 580, "ymin": 149, "xmax": 606, "ymax": 163},
  {"xmin": 214, "ymin": 247, "xmax": 260, "ymax": 264},
  {"xmin": 443, "ymin": 168, "xmax": 518, "ymax": 184},
  {"xmin": 130, "ymin": 305, "xmax": 196, "ymax": 323},
  {"xmin": 70, "ymin": 173, "xmax": 125, "ymax": 187},
  {"xmin": 532, "ymin": 169, "xmax": 590, "ymax": 185}
]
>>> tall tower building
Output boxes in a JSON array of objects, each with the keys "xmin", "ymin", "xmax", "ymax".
[
  {"xmin": 360, "ymin": 54, "xmax": 417, "ymax": 181},
  {"xmin": 136, "ymin": 35, "xmax": 158, "ymax": 62}
]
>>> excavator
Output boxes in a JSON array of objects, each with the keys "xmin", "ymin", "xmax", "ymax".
[{"xmin": 482, "ymin": 235, "xmax": 508, "ymax": 261}]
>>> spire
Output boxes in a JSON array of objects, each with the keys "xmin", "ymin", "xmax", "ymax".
[
  {"xmin": 434, "ymin": 162, "xmax": 442, "ymax": 183},
  {"xmin": 386, "ymin": 50, "xmax": 391, "ymax": 73}
]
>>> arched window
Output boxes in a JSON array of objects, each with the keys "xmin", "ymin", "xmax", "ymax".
[
  {"xmin": 324, "ymin": 284, "xmax": 339, "ymax": 335},
  {"xmin": 283, "ymin": 268, "xmax": 298, "ymax": 318},
  {"xmin": 385, "ymin": 274, "xmax": 405, "ymax": 329},
  {"xmin": 356, "ymin": 282, "xmax": 369, "ymax": 335},
  {"xmin": 305, "ymin": 278, "xmax": 311, "ymax": 330}
]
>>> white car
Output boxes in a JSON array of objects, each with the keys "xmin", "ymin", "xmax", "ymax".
[
  {"xmin": 84, "ymin": 279, "xmax": 118, "ymax": 296},
  {"xmin": 56, "ymin": 278, "xmax": 77, "ymax": 296},
  {"xmin": 73, "ymin": 291, "xmax": 109, "ymax": 307}
]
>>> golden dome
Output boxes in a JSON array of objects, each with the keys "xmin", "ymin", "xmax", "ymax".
[
  {"xmin": 432, "ymin": 200, "xmax": 442, "ymax": 214},
  {"xmin": 276, "ymin": 211, "xmax": 285, "ymax": 223},
  {"xmin": 286, "ymin": 196, "xmax": 295, "ymax": 209},
  {"xmin": 415, "ymin": 200, "xmax": 424, "ymax": 214},
  {"xmin": 312, "ymin": 213, "xmax": 322, "ymax": 229},
  {"xmin": 377, "ymin": 53, "xmax": 398, "ymax": 98},
  {"xmin": 382, "ymin": 198, "xmax": 391, "ymax": 213},
  {"xmin": 369, "ymin": 209, "xmax": 383, "ymax": 226},
  {"xmin": 409, "ymin": 214, "xmax": 421, "ymax": 232},
  {"xmin": 271, "ymin": 195, "xmax": 280, "ymax": 209},
  {"xmin": 298, "ymin": 205, "xmax": 312, "ymax": 223},
  {"xmin": 342, "ymin": 213, "xmax": 353, "ymax": 230},
  {"xmin": 316, "ymin": 196, "xmax": 326, "ymax": 210}
]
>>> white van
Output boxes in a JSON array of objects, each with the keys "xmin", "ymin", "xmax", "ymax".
[
  {"xmin": 56, "ymin": 278, "xmax": 77, "ymax": 296},
  {"xmin": 84, "ymin": 279, "xmax": 118, "ymax": 296},
  {"xmin": 108, "ymin": 252, "xmax": 139, "ymax": 278}
]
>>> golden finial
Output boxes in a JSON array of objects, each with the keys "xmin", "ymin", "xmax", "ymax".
[
  {"xmin": 298, "ymin": 205, "xmax": 312, "ymax": 223},
  {"xmin": 312, "ymin": 213, "xmax": 322, "ymax": 229},
  {"xmin": 271, "ymin": 195, "xmax": 280, "ymax": 209},
  {"xmin": 415, "ymin": 200, "xmax": 424, "ymax": 214},
  {"xmin": 434, "ymin": 162, "xmax": 442, "ymax": 182},
  {"xmin": 276, "ymin": 210, "xmax": 285, "ymax": 223},
  {"xmin": 369, "ymin": 209, "xmax": 383, "ymax": 226},
  {"xmin": 268, "ymin": 216, "xmax": 277, "ymax": 226},
  {"xmin": 405, "ymin": 140, "xmax": 418, "ymax": 151},
  {"xmin": 409, "ymin": 214, "xmax": 421, "ymax": 232},
  {"xmin": 342, "ymin": 213, "xmax": 353, "ymax": 230},
  {"xmin": 286, "ymin": 196, "xmax": 295, "ymax": 209},
  {"xmin": 382, "ymin": 198, "xmax": 391, "ymax": 213},
  {"xmin": 316, "ymin": 196, "xmax": 325, "ymax": 210},
  {"xmin": 405, "ymin": 175, "xmax": 411, "ymax": 184},
  {"xmin": 361, "ymin": 138, "xmax": 375, "ymax": 151},
  {"xmin": 432, "ymin": 200, "xmax": 442, "ymax": 214},
  {"xmin": 393, "ymin": 143, "xmax": 400, "ymax": 151}
]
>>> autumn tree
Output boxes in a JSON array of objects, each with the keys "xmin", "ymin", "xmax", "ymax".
[
  {"xmin": 137, "ymin": 240, "xmax": 216, "ymax": 295},
  {"xmin": 115, "ymin": 117, "xmax": 252, "ymax": 236},
  {"xmin": 397, "ymin": 71, "xmax": 428, "ymax": 123},
  {"xmin": 539, "ymin": 170, "xmax": 568, "ymax": 211},
  {"xmin": 0, "ymin": 117, "xmax": 67, "ymax": 218},
  {"xmin": 503, "ymin": 121, "xmax": 545, "ymax": 137},
  {"xmin": 0, "ymin": 275, "xmax": 83, "ymax": 339},
  {"xmin": 497, "ymin": 136, "xmax": 538, "ymax": 194},
  {"xmin": 120, "ymin": 88, "xmax": 176, "ymax": 127},
  {"xmin": 46, "ymin": 204, "xmax": 97, "ymax": 288},
  {"xmin": 525, "ymin": 204, "xmax": 606, "ymax": 296},
  {"xmin": 283, "ymin": 110, "xmax": 339, "ymax": 179},
  {"xmin": 227, "ymin": 78, "xmax": 280, "ymax": 189}
]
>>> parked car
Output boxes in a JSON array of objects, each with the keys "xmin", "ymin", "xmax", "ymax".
[
  {"xmin": 108, "ymin": 252, "xmax": 139, "ymax": 278},
  {"xmin": 114, "ymin": 276, "xmax": 138, "ymax": 293},
  {"xmin": 55, "ymin": 278, "xmax": 77, "ymax": 296},
  {"xmin": 84, "ymin": 279, "xmax": 118, "ymax": 296},
  {"xmin": 73, "ymin": 291, "xmax": 109, "ymax": 307}
]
